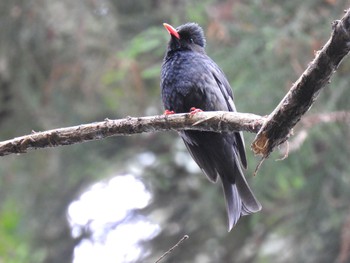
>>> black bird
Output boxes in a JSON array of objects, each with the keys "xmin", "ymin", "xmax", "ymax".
[{"xmin": 161, "ymin": 22, "xmax": 261, "ymax": 231}]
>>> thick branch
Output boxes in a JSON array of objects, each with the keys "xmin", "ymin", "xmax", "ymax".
[
  {"xmin": 0, "ymin": 112, "xmax": 264, "ymax": 157},
  {"xmin": 252, "ymin": 9, "xmax": 350, "ymax": 157}
]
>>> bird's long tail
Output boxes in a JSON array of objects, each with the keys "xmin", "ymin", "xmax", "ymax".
[{"xmin": 221, "ymin": 173, "xmax": 261, "ymax": 231}]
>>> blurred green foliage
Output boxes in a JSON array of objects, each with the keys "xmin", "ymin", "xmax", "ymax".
[{"xmin": 0, "ymin": 0, "xmax": 350, "ymax": 262}]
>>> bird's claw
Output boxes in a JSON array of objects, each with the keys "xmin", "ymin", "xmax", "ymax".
[
  {"xmin": 164, "ymin": 109, "xmax": 175, "ymax": 115},
  {"xmin": 190, "ymin": 107, "xmax": 203, "ymax": 115}
]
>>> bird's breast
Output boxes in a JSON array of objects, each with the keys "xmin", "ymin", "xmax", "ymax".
[{"xmin": 161, "ymin": 51, "xmax": 220, "ymax": 113}]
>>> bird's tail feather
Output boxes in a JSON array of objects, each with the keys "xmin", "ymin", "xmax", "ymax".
[
  {"xmin": 221, "ymin": 175, "xmax": 242, "ymax": 231},
  {"xmin": 221, "ymin": 173, "xmax": 262, "ymax": 231},
  {"xmin": 236, "ymin": 173, "xmax": 262, "ymax": 215}
]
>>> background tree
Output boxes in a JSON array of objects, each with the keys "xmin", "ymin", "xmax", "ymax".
[{"xmin": 0, "ymin": 0, "xmax": 349, "ymax": 262}]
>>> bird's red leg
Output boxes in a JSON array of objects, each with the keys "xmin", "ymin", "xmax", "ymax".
[
  {"xmin": 190, "ymin": 107, "xmax": 203, "ymax": 115},
  {"xmin": 164, "ymin": 109, "xmax": 175, "ymax": 115}
]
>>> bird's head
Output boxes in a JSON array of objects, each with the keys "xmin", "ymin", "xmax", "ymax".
[{"xmin": 163, "ymin": 22, "xmax": 206, "ymax": 53}]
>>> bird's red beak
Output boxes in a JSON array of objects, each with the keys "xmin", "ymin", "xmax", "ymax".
[{"xmin": 163, "ymin": 23, "xmax": 180, "ymax": 39}]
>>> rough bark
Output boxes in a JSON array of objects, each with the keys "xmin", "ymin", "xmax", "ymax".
[
  {"xmin": 251, "ymin": 9, "xmax": 350, "ymax": 157},
  {"xmin": 0, "ymin": 112, "xmax": 264, "ymax": 157}
]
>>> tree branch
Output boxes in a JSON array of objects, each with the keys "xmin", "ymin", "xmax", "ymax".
[
  {"xmin": 252, "ymin": 9, "xmax": 350, "ymax": 157},
  {"xmin": 0, "ymin": 112, "xmax": 264, "ymax": 157},
  {"xmin": 2, "ymin": 10, "xmax": 350, "ymax": 160}
]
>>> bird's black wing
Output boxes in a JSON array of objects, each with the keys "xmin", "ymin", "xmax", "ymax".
[
  {"xmin": 210, "ymin": 64, "xmax": 247, "ymax": 168},
  {"xmin": 178, "ymin": 59, "xmax": 236, "ymax": 183},
  {"xmin": 178, "ymin": 56, "xmax": 247, "ymax": 182},
  {"xmin": 181, "ymin": 131, "xmax": 219, "ymax": 182},
  {"xmin": 178, "ymin": 58, "xmax": 261, "ymax": 229}
]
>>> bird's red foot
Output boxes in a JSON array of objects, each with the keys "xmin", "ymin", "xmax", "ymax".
[
  {"xmin": 164, "ymin": 109, "xmax": 175, "ymax": 115},
  {"xmin": 190, "ymin": 107, "xmax": 203, "ymax": 115}
]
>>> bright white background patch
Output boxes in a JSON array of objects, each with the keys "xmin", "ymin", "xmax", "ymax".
[{"xmin": 68, "ymin": 174, "xmax": 160, "ymax": 263}]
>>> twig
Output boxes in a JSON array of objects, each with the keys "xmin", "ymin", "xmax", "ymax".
[
  {"xmin": 252, "ymin": 9, "xmax": 350, "ymax": 157},
  {"xmin": 253, "ymin": 158, "xmax": 265, "ymax": 177},
  {"xmin": 155, "ymin": 235, "xmax": 189, "ymax": 263}
]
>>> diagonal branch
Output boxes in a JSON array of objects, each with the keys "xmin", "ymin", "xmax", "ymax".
[
  {"xmin": 252, "ymin": 9, "xmax": 350, "ymax": 157},
  {"xmin": 0, "ymin": 112, "xmax": 264, "ymax": 157}
]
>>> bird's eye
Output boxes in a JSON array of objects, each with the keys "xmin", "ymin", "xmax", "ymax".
[{"xmin": 190, "ymin": 38, "xmax": 194, "ymax": 44}]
